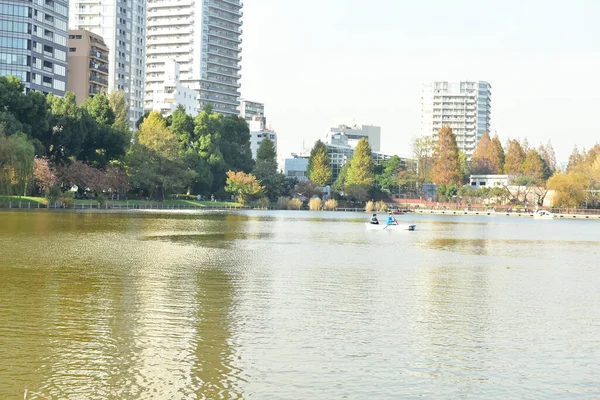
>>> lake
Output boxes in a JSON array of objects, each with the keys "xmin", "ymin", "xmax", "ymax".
[{"xmin": 0, "ymin": 210, "xmax": 599, "ymax": 399}]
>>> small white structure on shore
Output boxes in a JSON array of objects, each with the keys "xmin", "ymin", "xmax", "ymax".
[{"xmin": 469, "ymin": 175, "xmax": 512, "ymax": 189}]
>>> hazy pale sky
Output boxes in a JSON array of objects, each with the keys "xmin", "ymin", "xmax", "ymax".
[{"xmin": 240, "ymin": 0, "xmax": 600, "ymax": 162}]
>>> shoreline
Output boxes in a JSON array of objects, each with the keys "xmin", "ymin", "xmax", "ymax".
[{"xmin": 413, "ymin": 208, "xmax": 600, "ymax": 220}]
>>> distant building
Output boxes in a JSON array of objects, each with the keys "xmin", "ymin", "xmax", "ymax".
[
  {"xmin": 145, "ymin": 60, "xmax": 199, "ymax": 117},
  {"xmin": 250, "ymin": 119, "xmax": 277, "ymax": 160},
  {"xmin": 421, "ymin": 81, "xmax": 491, "ymax": 158},
  {"xmin": 284, "ymin": 154, "xmax": 309, "ymax": 180},
  {"xmin": 0, "ymin": 0, "xmax": 69, "ymax": 95},
  {"xmin": 327, "ymin": 124, "xmax": 381, "ymax": 152},
  {"xmin": 239, "ymin": 99, "xmax": 265, "ymax": 124},
  {"xmin": 145, "ymin": 0, "xmax": 243, "ymax": 117},
  {"xmin": 469, "ymin": 174, "xmax": 511, "ymax": 189},
  {"xmin": 69, "ymin": 0, "xmax": 146, "ymax": 129},
  {"xmin": 67, "ymin": 30, "xmax": 108, "ymax": 104}
]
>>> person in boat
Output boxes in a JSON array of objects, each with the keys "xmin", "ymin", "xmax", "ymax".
[
  {"xmin": 370, "ymin": 213, "xmax": 379, "ymax": 225},
  {"xmin": 386, "ymin": 212, "xmax": 398, "ymax": 225}
]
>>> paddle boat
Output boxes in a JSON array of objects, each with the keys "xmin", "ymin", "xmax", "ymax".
[
  {"xmin": 533, "ymin": 209, "xmax": 555, "ymax": 219},
  {"xmin": 365, "ymin": 223, "xmax": 416, "ymax": 231}
]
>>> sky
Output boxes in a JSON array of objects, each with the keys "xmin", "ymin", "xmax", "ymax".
[{"xmin": 239, "ymin": 0, "xmax": 600, "ymax": 163}]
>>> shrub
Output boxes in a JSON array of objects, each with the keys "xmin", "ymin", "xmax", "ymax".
[
  {"xmin": 258, "ymin": 197, "xmax": 270, "ymax": 209},
  {"xmin": 365, "ymin": 201, "xmax": 375, "ymax": 213},
  {"xmin": 289, "ymin": 198, "xmax": 303, "ymax": 210},
  {"xmin": 45, "ymin": 185, "xmax": 62, "ymax": 206},
  {"xmin": 324, "ymin": 199, "xmax": 338, "ymax": 211},
  {"xmin": 61, "ymin": 191, "xmax": 74, "ymax": 207},
  {"xmin": 308, "ymin": 197, "xmax": 323, "ymax": 211},
  {"xmin": 277, "ymin": 196, "xmax": 290, "ymax": 210},
  {"xmin": 96, "ymin": 193, "xmax": 107, "ymax": 206},
  {"xmin": 376, "ymin": 200, "xmax": 388, "ymax": 212}
]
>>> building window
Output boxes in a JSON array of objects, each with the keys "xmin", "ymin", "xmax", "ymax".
[{"xmin": 69, "ymin": 47, "xmax": 75, "ymax": 52}]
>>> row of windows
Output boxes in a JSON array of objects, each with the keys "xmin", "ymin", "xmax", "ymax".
[
  {"xmin": 0, "ymin": 3, "xmax": 29, "ymax": 18},
  {"xmin": 0, "ymin": 51, "xmax": 28, "ymax": 66},
  {"xmin": 0, "ymin": 68, "xmax": 27, "ymax": 82},
  {"xmin": 0, "ymin": 36, "xmax": 28, "ymax": 49},
  {"xmin": 0, "ymin": 19, "xmax": 29, "ymax": 34}
]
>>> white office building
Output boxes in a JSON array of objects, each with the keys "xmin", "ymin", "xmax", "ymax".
[
  {"xmin": 145, "ymin": 0, "xmax": 242, "ymax": 116},
  {"xmin": 421, "ymin": 81, "xmax": 491, "ymax": 157},
  {"xmin": 145, "ymin": 60, "xmax": 198, "ymax": 116},
  {"xmin": 249, "ymin": 119, "xmax": 276, "ymax": 160},
  {"xmin": 326, "ymin": 124, "xmax": 381, "ymax": 152},
  {"xmin": 69, "ymin": 0, "xmax": 146, "ymax": 129}
]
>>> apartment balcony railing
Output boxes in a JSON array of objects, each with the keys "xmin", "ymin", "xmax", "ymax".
[
  {"xmin": 89, "ymin": 74, "xmax": 108, "ymax": 86},
  {"xmin": 208, "ymin": 1, "xmax": 242, "ymax": 16},
  {"xmin": 208, "ymin": 38, "xmax": 240, "ymax": 51},
  {"xmin": 147, "ymin": 18, "xmax": 193, "ymax": 28},
  {"xmin": 204, "ymin": 77, "xmax": 241, "ymax": 88},
  {"xmin": 207, "ymin": 58, "xmax": 240, "ymax": 70},
  {"xmin": 207, "ymin": 20, "xmax": 241, "ymax": 34},
  {"xmin": 208, "ymin": 11, "xmax": 242, "ymax": 25},
  {"xmin": 147, "ymin": 8, "xmax": 191, "ymax": 17},
  {"xmin": 90, "ymin": 50, "xmax": 108, "ymax": 61},
  {"xmin": 89, "ymin": 62, "xmax": 108, "ymax": 73},
  {"xmin": 208, "ymin": 30, "xmax": 242, "ymax": 44},
  {"xmin": 207, "ymin": 48, "xmax": 241, "ymax": 61}
]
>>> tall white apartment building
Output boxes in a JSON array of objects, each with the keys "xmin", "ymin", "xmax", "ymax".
[
  {"xmin": 145, "ymin": 60, "xmax": 199, "ymax": 116},
  {"xmin": 69, "ymin": 0, "xmax": 146, "ymax": 129},
  {"xmin": 239, "ymin": 99, "xmax": 264, "ymax": 122},
  {"xmin": 421, "ymin": 81, "xmax": 491, "ymax": 157},
  {"xmin": 145, "ymin": 0, "xmax": 242, "ymax": 116}
]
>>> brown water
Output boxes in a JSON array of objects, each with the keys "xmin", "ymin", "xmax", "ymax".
[{"xmin": 0, "ymin": 210, "xmax": 599, "ymax": 399}]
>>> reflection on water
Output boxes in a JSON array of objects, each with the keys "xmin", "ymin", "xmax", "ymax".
[{"xmin": 1, "ymin": 210, "xmax": 599, "ymax": 398}]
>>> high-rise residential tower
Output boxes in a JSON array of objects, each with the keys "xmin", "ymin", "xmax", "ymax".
[
  {"xmin": 145, "ymin": 0, "xmax": 243, "ymax": 116},
  {"xmin": 69, "ymin": 0, "xmax": 146, "ymax": 129},
  {"xmin": 0, "ymin": 0, "xmax": 69, "ymax": 95},
  {"xmin": 239, "ymin": 99, "xmax": 264, "ymax": 123},
  {"xmin": 421, "ymin": 81, "xmax": 491, "ymax": 157}
]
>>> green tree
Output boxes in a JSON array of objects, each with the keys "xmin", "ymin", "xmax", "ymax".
[
  {"xmin": 522, "ymin": 149, "xmax": 545, "ymax": 185},
  {"xmin": 504, "ymin": 139, "xmax": 526, "ymax": 174},
  {"xmin": 431, "ymin": 126, "xmax": 462, "ymax": 185},
  {"xmin": 307, "ymin": 140, "xmax": 332, "ymax": 186},
  {"xmin": 169, "ymin": 105, "xmax": 195, "ymax": 149},
  {"xmin": 547, "ymin": 172, "xmax": 588, "ymax": 208},
  {"xmin": 256, "ymin": 136, "xmax": 276, "ymax": 162},
  {"xmin": 333, "ymin": 163, "xmax": 349, "ymax": 193},
  {"xmin": 376, "ymin": 155, "xmax": 404, "ymax": 195},
  {"xmin": 225, "ymin": 170, "xmax": 264, "ymax": 205},
  {"xmin": 108, "ymin": 91, "xmax": 130, "ymax": 132},
  {"xmin": 220, "ymin": 115, "xmax": 254, "ymax": 173},
  {"xmin": 253, "ymin": 137, "xmax": 284, "ymax": 200},
  {"xmin": 346, "ymin": 138, "xmax": 374, "ymax": 189},
  {"xmin": 0, "ymin": 130, "xmax": 35, "ymax": 196},
  {"xmin": 82, "ymin": 94, "xmax": 115, "ymax": 126},
  {"xmin": 194, "ymin": 105, "xmax": 225, "ymax": 192}
]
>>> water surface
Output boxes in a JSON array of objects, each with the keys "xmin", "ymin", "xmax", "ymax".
[{"xmin": 0, "ymin": 210, "xmax": 599, "ymax": 399}]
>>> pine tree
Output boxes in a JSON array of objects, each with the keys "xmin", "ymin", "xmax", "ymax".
[
  {"xmin": 504, "ymin": 139, "xmax": 526, "ymax": 174},
  {"xmin": 470, "ymin": 132, "xmax": 494, "ymax": 174},
  {"xmin": 431, "ymin": 126, "xmax": 461, "ymax": 185},
  {"xmin": 256, "ymin": 137, "xmax": 276, "ymax": 162},
  {"xmin": 307, "ymin": 140, "xmax": 332, "ymax": 186},
  {"xmin": 491, "ymin": 135, "xmax": 505, "ymax": 173}
]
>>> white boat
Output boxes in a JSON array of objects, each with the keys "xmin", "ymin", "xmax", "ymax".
[
  {"xmin": 365, "ymin": 223, "xmax": 416, "ymax": 231},
  {"xmin": 533, "ymin": 210, "xmax": 555, "ymax": 219}
]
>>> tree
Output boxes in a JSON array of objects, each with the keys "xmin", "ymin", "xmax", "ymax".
[
  {"xmin": 470, "ymin": 132, "xmax": 499, "ymax": 175},
  {"xmin": 547, "ymin": 172, "xmax": 588, "ymax": 208},
  {"xmin": 82, "ymin": 94, "xmax": 115, "ymax": 126},
  {"xmin": 504, "ymin": 139, "xmax": 526, "ymax": 174},
  {"xmin": 220, "ymin": 115, "xmax": 254, "ymax": 174},
  {"xmin": 537, "ymin": 140, "xmax": 557, "ymax": 180},
  {"xmin": 294, "ymin": 180, "xmax": 323, "ymax": 198},
  {"xmin": 346, "ymin": 138, "xmax": 374, "ymax": 189},
  {"xmin": 253, "ymin": 137, "xmax": 283, "ymax": 200},
  {"xmin": 522, "ymin": 149, "xmax": 545, "ymax": 185},
  {"xmin": 431, "ymin": 126, "xmax": 461, "ymax": 185},
  {"xmin": 0, "ymin": 131, "xmax": 35, "ymax": 196},
  {"xmin": 256, "ymin": 136, "xmax": 276, "ymax": 162},
  {"xmin": 224, "ymin": 170, "xmax": 264, "ymax": 205},
  {"xmin": 137, "ymin": 111, "xmax": 179, "ymax": 158},
  {"xmin": 376, "ymin": 155, "xmax": 404, "ymax": 196},
  {"xmin": 333, "ymin": 163, "xmax": 349, "ymax": 193},
  {"xmin": 307, "ymin": 140, "xmax": 332, "ymax": 186},
  {"xmin": 411, "ymin": 135, "xmax": 435, "ymax": 194},
  {"xmin": 194, "ymin": 105, "xmax": 225, "ymax": 192},
  {"xmin": 32, "ymin": 157, "xmax": 57, "ymax": 195},
  {"xmin": 108, "ymin": 91, "xmax": 130, "ymax": 132},
  {"xmin": 169, "ymin": 104, "xmax": 195, "ymax": 149},
  {"xmin": 491, "ymin": 135, "xmax": 505, "ymax": 174}
]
